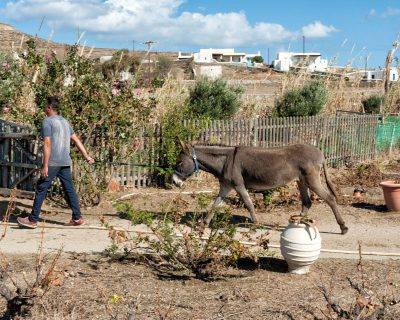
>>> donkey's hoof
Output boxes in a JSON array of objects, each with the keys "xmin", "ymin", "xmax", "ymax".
[{"xmin": 341, "ymin": 226, "xmax": 349, "ymax": 235}]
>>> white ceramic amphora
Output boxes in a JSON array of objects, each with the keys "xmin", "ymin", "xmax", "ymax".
[{"xmin": 280, "ymin": 221, "xmax": 321, "ymax": 275}]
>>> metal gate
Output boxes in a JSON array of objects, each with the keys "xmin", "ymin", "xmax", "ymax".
[{"xmin": 0, "ymin": 119, "xmax": 39, "ymax": 196}]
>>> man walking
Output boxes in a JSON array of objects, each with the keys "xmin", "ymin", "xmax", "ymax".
[{"xmin": 17, "ymin": 96, "xmax": 94, "ymax": 228}]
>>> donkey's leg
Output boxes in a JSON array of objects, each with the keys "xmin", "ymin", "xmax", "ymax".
[
  {"xmin": 204, "ymin": 184, "xmax": 232, "ymax": 225},
  {"xmin": 234, "ymin": 185, "xmax": 259, "ymax": 223},
  {"xmin": 305, "ymin": 169, "xmax": 348, "ymax": 235},
  {"xmin": 297, "ymin": 178, "xmax": 312, "ymax": 215}
]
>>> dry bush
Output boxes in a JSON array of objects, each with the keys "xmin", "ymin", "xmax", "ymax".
[
  {"xmin": 314, "ymin": 246, "xmax": 400, "ymax": 320},
  {"xmin": 0, "ymin": 247, "xmax": 63, "ymax": 319},
  {"xmin": 317, "ymin": 273, "xmax": 399, "ymax": 318},
  {"xmin": 145, "ymin": 213, "xmax": 249, "ymax": 280},
  {"xmin": 102, "ymin": 195, "xmax": 270, "ymax": 281},
  {"xmin": 152, "ymin": 77, "xmax": 189, "ymax": 121}
]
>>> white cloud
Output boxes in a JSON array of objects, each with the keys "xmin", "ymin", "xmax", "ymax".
[
  {"xmin": 367, "ymin": 8, "xmax": 376, "ymax": 18},
  {"xmin": 1, "ymin": 0, "xmax": 338, "ymax": 47},
  {"xmin": 301, "ymin": 21, "xmax": 338, "ymax": 38},
  {"xmin": 382, "ymin": 7, "xmax": 400, "ymax": 18}
]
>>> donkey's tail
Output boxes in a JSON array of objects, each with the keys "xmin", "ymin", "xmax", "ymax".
[{"xmin": 323, "ymin": 162, "xmax": 338, "ymax": 199}]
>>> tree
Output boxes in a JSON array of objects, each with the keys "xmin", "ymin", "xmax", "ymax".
[
  {"xmin": 188, "ymin": 77, "xmax": 243, "ymax": 119},
  {"xmin": 252, "ymin": 56, "xmax": 264, "ymax": 63},
  {"xmin": 276, "ymin": 80, "xmax": 328, "ymax": 117}
]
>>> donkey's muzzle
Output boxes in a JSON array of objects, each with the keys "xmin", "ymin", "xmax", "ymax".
[{"xmin": 172, "ymin": 173, "xmax": 184, "ymax": 187}]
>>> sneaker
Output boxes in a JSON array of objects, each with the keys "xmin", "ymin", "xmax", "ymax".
[
  {"xmin": 66, "ymin": 218, "xmax": 85, "ymax": 226},
  {"xmin": 17, "ymin": 216, "xmax": 38, "ymax": 229}
]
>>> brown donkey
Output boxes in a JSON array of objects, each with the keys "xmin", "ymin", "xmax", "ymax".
[{"xmin": 172, "ymin": 143, "xmax": 348, "ymax": 235}]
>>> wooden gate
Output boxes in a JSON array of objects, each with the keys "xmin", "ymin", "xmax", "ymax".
[{"xmin": 0, "ymin": 119, "xmax": 39, "ymax": 195}]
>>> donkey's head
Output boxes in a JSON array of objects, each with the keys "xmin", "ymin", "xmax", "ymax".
[{"xmin": 172, "ymin": 141, "xmax": 199, "ymax": 187}]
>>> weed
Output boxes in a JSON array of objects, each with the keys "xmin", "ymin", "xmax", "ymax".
[{"xmin": 114, "ymin": 202, "xmax": 154, "ymax": 226}]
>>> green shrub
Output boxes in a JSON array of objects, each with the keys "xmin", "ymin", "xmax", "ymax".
[
  {"xmin": 275, "ymin": 80, "xmax": 328, "ymax": 117},
  {"xmin": 114, "ymin": 202, "xmax": 154, "ymax": 226},
  {"xmin": 252, "ymin": 56, "xmax": 264, "ymax": 63},
  {"xmin": 362, "ymin": 94, "xmax": 384, "ymax": 114},
  {"xmin": 188, "ymin": 77, "xmax": 243, "ymax": 119}
]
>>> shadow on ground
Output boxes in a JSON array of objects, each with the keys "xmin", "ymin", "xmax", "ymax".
[
  {"xmin": 236, "ymin": 257, "xmax": 288, "ymax": 273},
  {"xmin": 352, "ymin": 202, "xmax": 387, "ymax": 212}
]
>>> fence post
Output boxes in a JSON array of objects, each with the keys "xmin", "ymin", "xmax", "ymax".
[
  {"xmin": 1, "ymin": 139, "xmax": 10, "ymax": 188},
  {"xmin": 252, "ymin": 118, "xmax": 258, "ymax": 147}
]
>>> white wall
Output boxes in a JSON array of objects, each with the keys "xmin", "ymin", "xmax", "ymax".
[
  {"xmin": 365, "ymin": 68, "xmax": 399, "ymax": 81},
  {"xmin": 199, "ymin": 65, "xmax": 222, "ymax": 78}
]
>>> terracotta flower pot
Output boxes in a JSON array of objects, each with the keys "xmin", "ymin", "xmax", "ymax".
[{"xmin": 380, "ymin": 181, "xmax": 400, "ymax": 211}]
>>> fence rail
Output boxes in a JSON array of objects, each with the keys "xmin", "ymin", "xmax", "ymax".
[{"xmin": 1, "ymin": 114, "xmax": 397, "ymax": 191}]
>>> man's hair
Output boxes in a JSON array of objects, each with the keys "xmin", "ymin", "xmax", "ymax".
[{"xmin": 46, "ymin": 96, "xmax": 60, "ymax": 112}]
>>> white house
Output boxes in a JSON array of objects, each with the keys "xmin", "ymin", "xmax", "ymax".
[
  {"xmin": 273, "ymin": 52, "xmax": 328, "ymax": 72},
  {"xmin": 178, "ymin": 48, "xmax": 261, "ymax": 65},
  {"xmin": 363, "ymin": 68, "xmax": 399, "ymax": 82}
]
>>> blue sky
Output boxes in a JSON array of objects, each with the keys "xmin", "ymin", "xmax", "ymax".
[{"xmin": 1, "ymin": 0, "xmax": 399, "ymax": 67}]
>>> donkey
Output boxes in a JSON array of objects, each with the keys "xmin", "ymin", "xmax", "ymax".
[{"xmin": 172, "ymin": 142, "xmax": 348, "ymax": 235}]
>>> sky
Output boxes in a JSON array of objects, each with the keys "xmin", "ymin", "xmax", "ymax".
[{"xmin": 0, "ymin": 0, "xmax": 399, "ymax": 68}]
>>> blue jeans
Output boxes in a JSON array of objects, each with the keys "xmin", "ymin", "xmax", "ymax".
[{"xmin": 30, "ymin": 166, "xmax": 81, "ymax": 222}]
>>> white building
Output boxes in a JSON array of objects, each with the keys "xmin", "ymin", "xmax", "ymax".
[
  {"xmin": 99, "ymin": 55, "xmax": 113, "ymax": 63},
  {"xmin": 178, "ymin": 48, "xmax": 261, "ymax": 65},
  {"xmin": 273, "ymin": 52, "xmax": 328, "ymax": 72},
  {"xmin": 363, "ymin": 68, "xmax": 399, "ymax": 82}
]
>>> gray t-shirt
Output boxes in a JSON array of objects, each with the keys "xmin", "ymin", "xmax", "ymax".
[{"xmin": 41, "ymin": 115, "xmax": 74, "ymax": 166}]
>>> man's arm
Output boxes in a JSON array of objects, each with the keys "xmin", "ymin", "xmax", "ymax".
[
  {"xmin": 41, "ymin": 137, "xmax": 51, "ymax": 177},
  {"xmin": 71, "ymin": 134, "xmax": 95, "ymax": 164}
]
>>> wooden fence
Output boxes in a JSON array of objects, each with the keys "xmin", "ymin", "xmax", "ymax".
[
  {"xmin": 0, "ymin": 114, "xmax": 387, "ymax": 191},
  {"xmin": 106, "ymin": 125, "xmax": 161, "ymax": 188},
  {"xmin": 188, "ymin": 114, "xmax": 380, "ymax": 166}
]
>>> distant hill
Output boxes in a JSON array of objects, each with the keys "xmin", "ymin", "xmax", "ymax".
[{"xmin": 0, "ymin": 22, "xmax": 179, "ymax": 61}]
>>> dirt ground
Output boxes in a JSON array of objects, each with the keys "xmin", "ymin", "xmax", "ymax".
[
  {"xmin": 1, "ymin": 254, "xmax": 400, "ymax": 319},
  {"xmin": 0, "ymin": 164, "xmax": 400, "ymax": 319}
]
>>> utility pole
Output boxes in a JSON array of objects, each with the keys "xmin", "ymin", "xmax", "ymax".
[
  {"xmin": 384, "ymin": 37, "xmax": 399, "ymax": 94},
  {"xmin": 364, "ymin": 55, "xmax": 369, "ymax": 77},
  {"xmin": 132, "ymin": 40, "xmax": 135, "ymax": 52},
  {"xmin": 267, "ymin": 48, "xmax": 270, "ymax": 65},
  {"xmin": 143, "ymin": 40, "xmax": 157, "ymax": 78},
  {"xmin": 35, "ymin": 16, "xmax": 45, "ymax": 37},
  {"xmin": 302, "ymin": 35, "xmax": 305, "ymax": 53}
]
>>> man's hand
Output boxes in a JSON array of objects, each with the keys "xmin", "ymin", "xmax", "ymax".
[
  {"xmin": 71, "ymin": 134, "xmax": 95, "ymax": 165},
  {"xmin": 86, "ymin": 156, "xmax": 95, "ymax": 164},
  {"xmin": 41, "ymin": 165, "xmax": 49, "ymax": 178}
]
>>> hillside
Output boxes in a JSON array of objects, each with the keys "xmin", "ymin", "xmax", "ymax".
[{"xmin": 0, "ymin": 22, "xmax": 180, "ymax": 60}]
